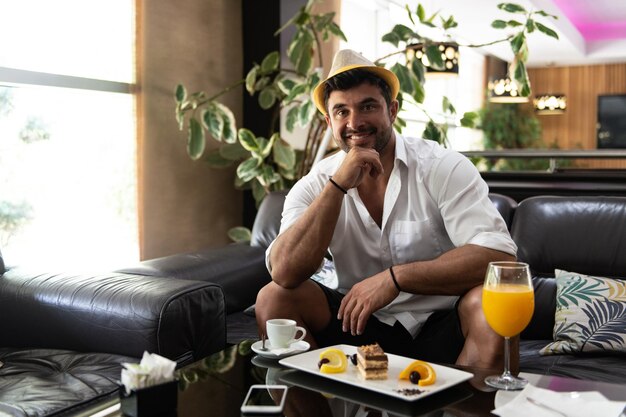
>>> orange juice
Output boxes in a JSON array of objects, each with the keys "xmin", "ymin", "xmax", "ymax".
[{"xmin": 482, "ymin": 284, "xmax": 534, "ymax": 337}]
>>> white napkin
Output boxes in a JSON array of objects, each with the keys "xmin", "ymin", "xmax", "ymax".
[
  {"xmin": 268, "ymin": 345, "xmax": 299, "ymax": 356},
  {"xmin": 120, "ymin": 351, "xmax": 177, "ymax": 394},
  {"xmin": 493, "ymin": 384, "xmax": 626, "ymax": 417}
]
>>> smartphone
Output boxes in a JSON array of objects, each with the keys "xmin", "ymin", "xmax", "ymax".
[{"xmin": 240, "ymin": 384, "xmax": 289, "ymax": 415}]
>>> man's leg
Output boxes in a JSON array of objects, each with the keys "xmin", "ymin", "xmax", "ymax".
[
  {"xmin": 456, "ymin": 285, "xmax": 519, "ymax": 371},
  {"xmin": 255, "ymin": 280, "xmax": 332, "ymax": 348}
]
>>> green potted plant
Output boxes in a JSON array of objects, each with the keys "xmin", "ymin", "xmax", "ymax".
[{"xmin": 477, "ymin": 102, "xmax": 549, "ymax": 170}]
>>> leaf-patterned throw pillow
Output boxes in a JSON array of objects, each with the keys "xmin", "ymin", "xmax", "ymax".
[{"xmin": 540, "ymin": 269, "xmax": 626, "ymax": 355}]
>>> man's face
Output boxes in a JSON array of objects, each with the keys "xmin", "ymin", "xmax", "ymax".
[{"xmin": 324, "ymin": 82, "xmax": 398, "ymax": 153}]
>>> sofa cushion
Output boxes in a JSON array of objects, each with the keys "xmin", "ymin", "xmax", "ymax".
[
  {"xmin": 540, "ymin": 269, "xmax": 626, "ymax": 355},
  {"xmin": 0, "ymin": 348, "xmax": 135, "ymax": 417},
  {"xmin": 512, "ymin": 196, "xmax": 626, "ymax": 278},
  {"xmin": 520, "ymin": 340, "xmax": 626, "ymax": 383},
  {"xmin": 226, "ymin": 311, "xmax": 259, "ymax": 345}
]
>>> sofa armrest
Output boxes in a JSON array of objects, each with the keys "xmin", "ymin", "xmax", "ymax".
[
  {"xmin": 116, "ymin": 244, "xmax": 271, "ymax": 314},
  {"xmin": 0, "ymin": 268, "xmax": 225, "ymax": 365}
]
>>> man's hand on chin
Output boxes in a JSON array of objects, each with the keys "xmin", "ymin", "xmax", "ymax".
[
  {"xmin": 333, "ymin": 147, "xmax": 383, "ymax": 190},
  {"xmin": 337, "ymin": 270, "xmax": 400, "ymax": 336}
]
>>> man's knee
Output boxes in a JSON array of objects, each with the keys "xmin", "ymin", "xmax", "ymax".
[
  {"xmin": 256, "ymin": 282, "xmax": 275, "ymax": 306},
  {"xmin": 456, "ymin": 285, "xmax": 486, "ymax": 338},
  {"xmin": 256, "ymin": 282, "xmax": 289, "ymax": 316},
  {"xmin": 255, "ymin": 280, "xmax": 332, "ymax": 335},
  {"xmin": 458, "ymin": 285, "xmax": 483, "ymax": 317},
  {"xmin": 455, "ymin": 285, "xmax": 504, "ymax": 367},
  {"xmin": 255, "ymin": 280, "xmax": 318, "ymax": 319}
]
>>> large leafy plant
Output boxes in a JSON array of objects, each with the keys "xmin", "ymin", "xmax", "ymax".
[
  {"xmin": 174, "ymin": 2, "xmax": 559, "ymax": 238},
  {"xmin": 175, "ymin": 0, "xmax": 344, "ymax": 211}
]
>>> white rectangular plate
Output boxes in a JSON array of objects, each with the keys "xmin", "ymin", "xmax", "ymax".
[{"xmin": 279, "ymin": 344, "xmax": 473, "ymax": 402}]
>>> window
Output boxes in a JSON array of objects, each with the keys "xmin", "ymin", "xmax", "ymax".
[{"xmin": 0, "ymin": 1, "xmax": 137, "ymax": 269}]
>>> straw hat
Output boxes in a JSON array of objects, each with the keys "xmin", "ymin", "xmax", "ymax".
[{"xmin": 312, "ymin": 49, "xmax": 400, "ymax": 115}]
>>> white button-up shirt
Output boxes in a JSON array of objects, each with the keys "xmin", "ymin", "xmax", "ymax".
[{"xmin": 267, "ymin": 133, "xmax": 517, "ymax": 337}]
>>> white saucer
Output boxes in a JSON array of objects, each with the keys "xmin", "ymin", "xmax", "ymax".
[{"xmin": 251, "ymin": 340, "xmax": 310, "ymax": 359}]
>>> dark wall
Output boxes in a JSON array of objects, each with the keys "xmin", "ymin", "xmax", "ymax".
[{"xmin": 242, "ymin": 0, "xmax": 281, "ymax": 227}]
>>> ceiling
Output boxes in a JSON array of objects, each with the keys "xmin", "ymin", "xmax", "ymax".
[{"xmin": 442, "ymin": 0, "xmax": 626, "ymax": 67}]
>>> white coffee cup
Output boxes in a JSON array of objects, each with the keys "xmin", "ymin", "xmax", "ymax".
[{"xmin": 266, "ymin": 319, "xmax": 307, "ymax": 348}]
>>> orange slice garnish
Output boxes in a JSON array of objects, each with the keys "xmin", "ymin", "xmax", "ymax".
[{"xmin": 398, "ymin": 360, "xmax": 436, "ymax": 386}]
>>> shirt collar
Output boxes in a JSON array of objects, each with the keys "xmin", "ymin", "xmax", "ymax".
[{"xmin": 393, "ymin": 131, "xmax": 408, "ymax": 168}]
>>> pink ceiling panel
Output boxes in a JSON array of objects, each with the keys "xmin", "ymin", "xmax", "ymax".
[{"xmin": 552, "ymin": 0, "xmax": 626, "ymax": 41}]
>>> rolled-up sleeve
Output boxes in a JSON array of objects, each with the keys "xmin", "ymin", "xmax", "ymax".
[{"xmin": 430, "ymin": 152, "xmax": 517, "ymax": 256}]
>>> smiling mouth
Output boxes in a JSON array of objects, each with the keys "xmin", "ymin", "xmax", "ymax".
[{"xmin": 343, "ymin": 129, "xmax": 376, "ymax": 141}]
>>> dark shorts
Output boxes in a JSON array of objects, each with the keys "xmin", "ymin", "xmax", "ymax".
[{"xmin": 312, "ymin": 281, "xmax": 465, "ymax": 364}]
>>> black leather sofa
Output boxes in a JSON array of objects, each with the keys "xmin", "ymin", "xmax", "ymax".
[
  {"xmin": 0, "ymin": 255, "xmax": 226, "ymax": 416},
  {"xmin": 6, "ymin": 191, "xmax": 623, "ymax": 416},
  {"xmin": 118, "ymin": 191, "xmax": 626, "ymax": 384}
]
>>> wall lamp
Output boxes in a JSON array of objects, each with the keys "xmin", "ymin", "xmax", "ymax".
[
  {"xmin": 488, "ymin": 78, "xmax": 529, "ymax": 103},
  {"xmin": 534, "ymin": 94, "xmax": 567, "ymax": 115},
  {"xmin": 406, "ymin": 42, "xmax": 459, "ymax": 77}
]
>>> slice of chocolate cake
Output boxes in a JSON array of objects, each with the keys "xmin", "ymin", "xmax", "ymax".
[{"xmin": 356, "ymin": 343, "xmax": 388, "ymax": 380}]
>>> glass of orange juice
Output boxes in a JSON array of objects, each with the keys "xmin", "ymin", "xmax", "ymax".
[{"xmin": 482, "ymin": 261, "xmax": 534, "ymax": 390}]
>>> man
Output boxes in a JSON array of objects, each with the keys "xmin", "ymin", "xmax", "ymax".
[{"xmin": 255, "ymin": 49, "xmax": 517, "ymax": 367}]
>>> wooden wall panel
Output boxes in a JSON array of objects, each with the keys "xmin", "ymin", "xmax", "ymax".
[{"xmin": 527, "ymin": 63, "xmax": 626, "ymax": 169}]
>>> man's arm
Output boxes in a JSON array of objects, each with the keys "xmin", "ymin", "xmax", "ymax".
[
  {"xmin": 338, "ymin": 244, "xmax": 515, "ymax": 335},
  {"xmin": 269, "ymin": 182, "xmax": 345, "ymax": 288},
  {"xmin": 394, "ymin": 244, "xmax": 515, "ymax": 295},
  {"xmin": 270, "ymin": 147, "xmax": 385, "ymax": 288}
]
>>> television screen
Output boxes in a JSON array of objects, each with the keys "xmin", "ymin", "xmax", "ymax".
[{"xmin": 597, "ymin": 94, "xmax": 626, "ymax": 148}]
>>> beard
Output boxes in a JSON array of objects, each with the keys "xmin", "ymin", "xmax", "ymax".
[{"xmin": 337, "ymin": 123, "xmax": 393, "ymax": 154}]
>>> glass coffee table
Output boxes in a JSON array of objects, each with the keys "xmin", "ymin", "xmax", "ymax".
[{"xmin": 81, "ymin": 341, "xmax": 626, "ymax": 417}]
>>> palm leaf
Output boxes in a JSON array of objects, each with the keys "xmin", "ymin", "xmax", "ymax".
[
  {"xmin": 557, "ymin": 275, "xmax": 606, "ymax": 309},
  {"xmin": 542, "ymin": 318, "xmax": 582, "ymax": 355},
  {"xmin": 607, "ymin": 279, "xmax": 626, "ymax": 302},
  {"xmin": 579, "ymin": 298, "xmax": 626, "ymax": 352},
  {"xmin": 552, "ymin": 318, "xmax": 582, "ymax": 345}
]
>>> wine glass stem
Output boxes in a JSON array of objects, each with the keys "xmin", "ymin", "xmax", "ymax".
[{"xmin": 503, "ymin": 336, "xmax": 512, "ymax": 378}]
